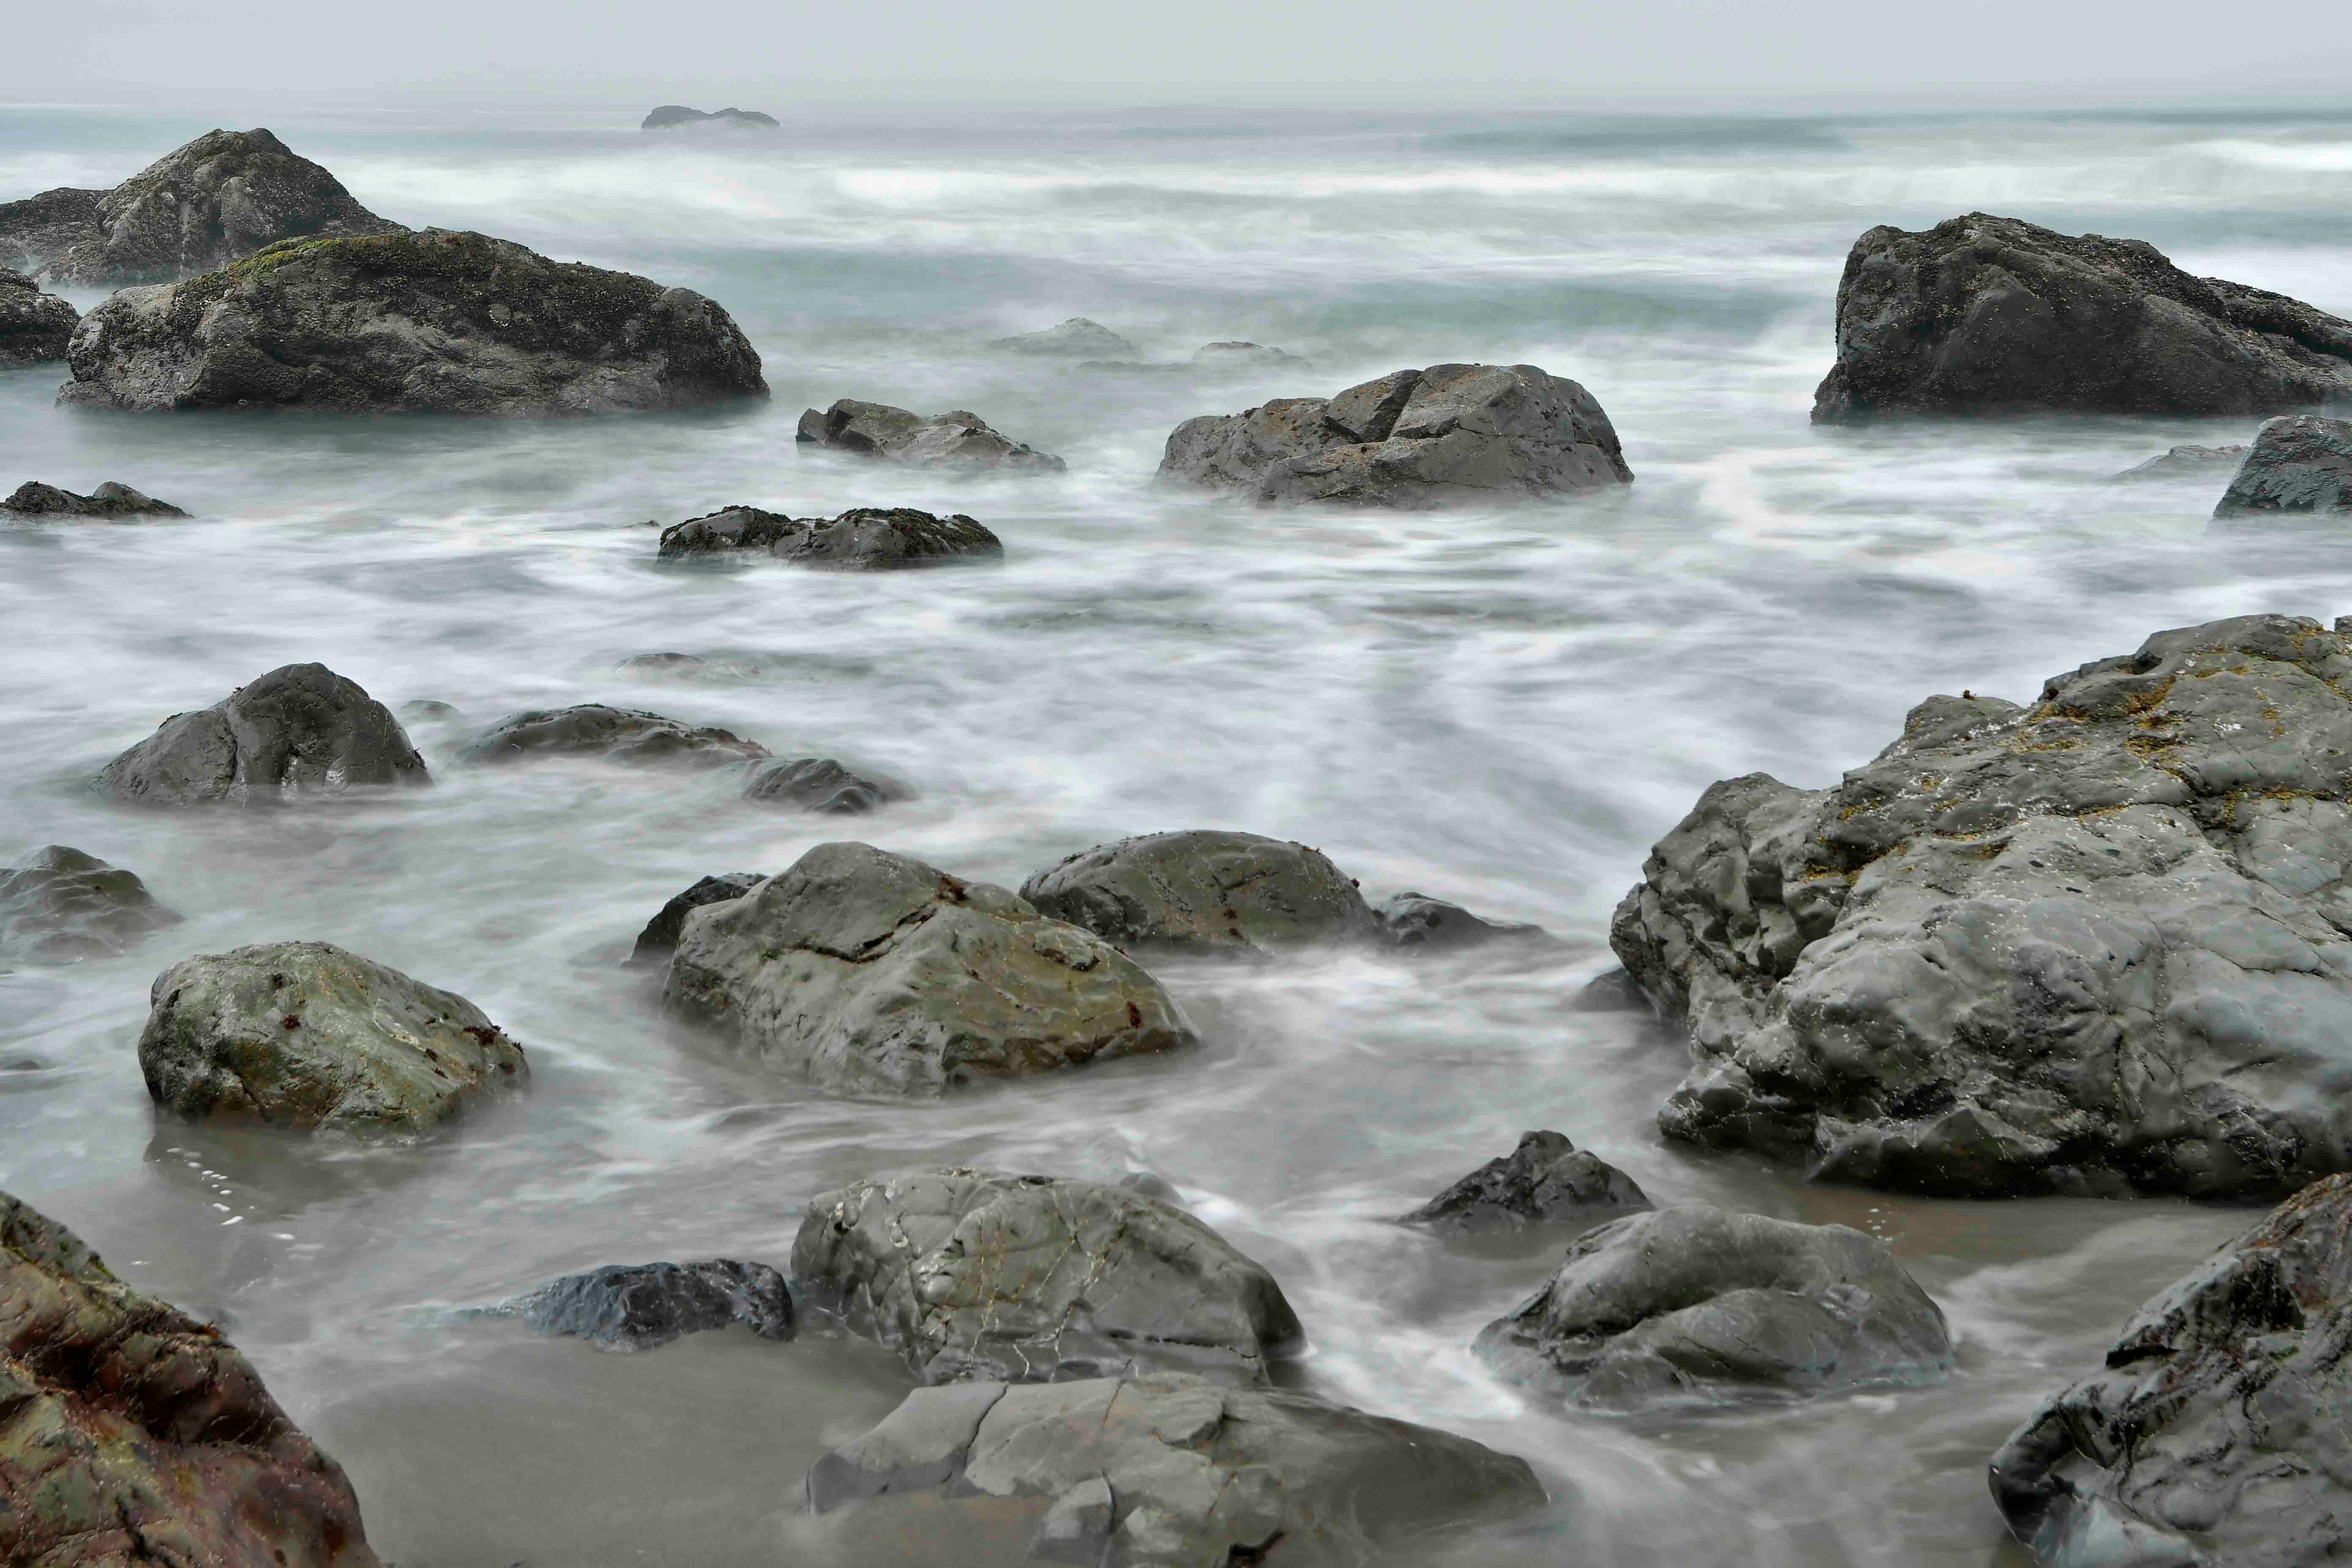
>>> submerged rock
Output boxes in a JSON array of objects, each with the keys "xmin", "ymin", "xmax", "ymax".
[
  {"xmin": 3, "ymin": 479, "xmax": 186, "ymax": 517},
  {"xmin": 658, "ymin": 502, "xmax": 1003, "ymax": 569},
  {"xmin": 1375, "ymin": 890, "xmax": 1556, "ymax": 953},
  {"xmin": 1019, "ymin": 830, "xmax": 1383, "ymax": 958},
  {"xmin": 454, "ymin": 704, "xmax": 770, "ymax": 768},
  {"xmin": 1812, "ymin": 214, "xmax": 2352, "ymax": 422},
  {"xmin": 663, "ymin": 841, "xmax": 1197, "ymax": 1096},
  {"xmin": 1568, "ymin": 966, "xmax": 1652, "ymax": 1014},
  {"xmin": 741, "ymin": 756, "xmax": 904, "ymax": 813},
  {"xmin": 628, "ymin": 871, "xmax": 764, "ymax": 966},
  {"xmin": 1475, "ymin": 1206, "xmax": 1952, "ymax": 1411},
  {"xmin": 139, "ymin": 939, "xmax": 528, "ymax": 1131},
  {"xmin": 96, "ymin": 662, "xmax": 428, "ymax": 806},
  {"xmin": 795, "ymin": 399, "xmax": 1064, "ymax": 471},
  {"xmin": 792, "ymin": 1168, "xmax": 1301, "ymax": 1386},
  {"xmin": 1192, "ymin": 340, "xmax": 1309, "ymax": 368},
  {"xmin": 0, "ymin": 1189, "xmax": 383, "ymax": 1567},
  {"xmin": 0, "ymin": 845, "xmax": 181, "ymax": 963},
  {"xmin": 504, "ymin": 1259, "xmax": 793, "ymax": 1351},
  {"xmin": 640, "ymin": 105, "xmax": 779, "ymax": 131},
  {"xmin": 0, "ymin": 267, "xmax": 76, "ymax": 362},
  {"xmin": 1399, "ymin": 1131, "xmax": 1650, "ymax": 1236},
  {"xmin": 992, "ymin": 317, "xmax": 1137, "ymax": 358},
  {"xmin": 2212, "ymin": 414, "xmax": 2352, "ymax": 520},
  {"xmin": 2109, "ymin": 442, "xmax": 2249, "ymax": 482},
  {"xmin": 58, "ymin": 228, "xmax": 767, "ymax": 415}
]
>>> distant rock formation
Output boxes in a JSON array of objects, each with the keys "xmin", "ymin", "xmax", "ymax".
[
  {"xmin": 991, "ymin": 317, "xmax": 1137, "ymax": 357},
  {"xmin": 0, "ymin": 268, "xmax": 75, "ymax": 362},
  {"xmin": 641, "ymin": 105, "xmax": 780, "ymax": 131},
  {"xmin": 795, "ymin": 399, "xmax": 1063, "ymax": 471},
  {"xmin": 1192, "ymin": 340, "xmax": 1309, "ymax": 368}
]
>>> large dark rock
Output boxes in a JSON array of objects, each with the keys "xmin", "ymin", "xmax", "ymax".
[
  {"xmin": 628, "ymin": 871, "xmax": 764, "ymax": 966},
  {"xmin": 640, "ymin": 105, "xmax": 779, "ymax": 131},
  {"xmin": 657, "ymin": 502, "xmax": 1004, "ymax": 569},
  {"xmin": 740, "ymin": 756, "xmax": 904, "ymax": 812},
  {"xmin": 453, "ymin": 704, "xmax": 770, "ymax": 768},
  {"xmin": 663, "ymin": 841, "xmax": 1198, "ymax": 1096},
  {"xmin": 0, "ymin": 128, "xmax": 403, "ymax": 288},
  {"xmin": 1398, "ymin": 1131, "xmax": 1650, "ymax": 1236},
  {"xmin": 1992, "ymin": 1173, "xmax": 2352, "ymax": 1567},
  {"xmin": 1812, "ymin": 214, "xmax": 2352, "ymax": 423},
  {"xmin": 794, "ymin": 399, "xmax": 1064, "ymax": 471},
  {"xmin": 139, "ymin": 939, "xmax": 529, "ymax": 1131},
  {"xmin": 2213, "ymin": 414, "xmax": 2352, "ymax": 520},
  {"xmin": 793, "ymin": 1168, "xmax": 1302, "ymax": 1386},
  {"xmin": 0, "ymin": 845, "xmax": 180, "ymax": 964},
  {"xmin": 1019, "ymin": 830, "xmax": 1383, "ymax": 958},
  {"xmin": 3, "ymin": 479, "xmax": 186, "ymax": 518},
  {"xmin": 0, "ymin": 1190, "xmax": 382, "ymax": 1567},
  {"xmin": 1375, "ymin": 890, "xmax": 1556, "ymax": 953},
  {"xmin": 58, "ymin": 228, "xmax": 767, "ymax": 416},
  {"xmin": 2109, "ymin": 442, "xmax": 2249, "ymax": 482},
  {"xmin": 503, "ymin": 1259, "xmax": 793, "ymax": 1351},
  {"xmin": 1474, "ymin": 1205, "xmax": 1952, "ymax": 1411},
  {"xmin": 1616, "ymin": 614, "xmax": 2352, "ymax": 1199},
  {"xmin": 95, "ymin": 662, "xmax": 429, "ymax": 806},
  {"xmin": 991, "ymin": 317, "xmax": 1136, "ymax": 357},
  {"xmin": 0, "ymin": 268, "xmax": 76, "ymax": 362}
]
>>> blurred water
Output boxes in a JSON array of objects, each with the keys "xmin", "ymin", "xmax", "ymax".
[{"xmin": 3, "ymin": 99, "xmax": 2350, "ymax": 1566}]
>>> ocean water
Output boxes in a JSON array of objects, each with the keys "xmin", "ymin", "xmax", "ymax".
[{"xmin": 3, "ymin": 99, "xmax": 2351, "ymax": 1565}]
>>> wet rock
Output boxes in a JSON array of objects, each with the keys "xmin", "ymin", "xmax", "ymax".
[
  {"xmin": 663, "ymin": 841, "xmax": 1197, "ymax": 1096},
  {"xmin": 628, "ymin": 871, "xmax": 764, "ymax": 966},
  {"xmin": 1991, "ymin": 1172, "xmax": 2352, "ymax": 1567},
  {"xmin": 0, "ymin": 267, "xmax": 76, "ymax": 362},
  {"xmin": 503, "ymin": 1259, "xmax": 793, "ymax": 1351},
  {"xmin": 0, "ymin": 1188, "xmax": 383, "ymax": 1567},
  {"xmin": 1191, "ymin": 340, "xmax": 1309, "ymax": 368},
  {"xmin": 2109, "ymin": 442, "xmax": 2249, "ymax": 482},
  {"xmin": 794, "ymin": 399, "xmax": 1064, "ymax": 472},
  {"xmin": 2212, "ymin": 413, "xmax": 2352, "ymax": 520},
  {"xmin": 139, "ymin": 939, "xmax": 529, "ymax": 1131},
  {"xmin": 1614, "ymin": 614, "xmax": 2352, "ymax": 1199},
  {"xmin": 96, "ymin": 662, "xmax": 428, "ymax": 806},
  {"xmin": 393, "ymin": 698, "xmax": 466, "ymax": 729},
  {"xmin": 0, "ymin": 187, "xmax": 104, "ymax": 275},
  {"xmin": 1475, "ymin": 1205, "xmax": 1952, "ymax": 1411},
  {"xmin": 3, "ymin": 479, "xmax": 187, "ymax": 518},
  {"xmin": 1812, "ymin": 213, "xmax": 2352, "ymax": 422},
  {"xmin": 640, "ymin": 105, "xmax": 779, "ymax": 130},
  {"xmin": 792, "ymin": 1167, "xmax": 1302, "ymax": 1386},
  {"xmin": 1568, "ymin": 966, "xmax": 1652, "ymax": 1014},
  {"xmin": 741, "ymin": 757, "xmax": 904, "ymax": 813},
  {"xmin": 658, "ymin": 502, "xmax": 1004, "ymax": 569},
  {"xmin": 58, "ymin": 228, "xmax": 767, "ymax": 415},
  {"xmin": 1159, "ymin": 362, "xmax": 1633, "ymax": 509},
  {"xmin": 992, "ymin": 317, "xmax": 1137, "ymax": 358},
  {"xmin": 1398, "ymin": 1131, "xmax": 1650, "ymax": 1236},
  {"xmin": 615, "ymin": 651, "xmax": 716, "ymax": 678},
  {"xmin": 807, "ymin": 1372, "xmax": 1544, "ymax": 1568},
  {"xmin": 0, "ymin": 845, "xmax": 181, "ymax": 964},
  {"xmin": 1019, "ymin": 830, "xmax": 1383, "ymax": 958},
  {"xmin": 454, "ymin": 704, "xmax": 770, "ymax": 768},
  {"xmin": 1375, "ymin": 890, "xmax": 1556, "ymax": 953}
]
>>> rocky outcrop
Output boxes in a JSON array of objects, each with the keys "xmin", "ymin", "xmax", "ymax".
[
  {"xmin": 58, "ymin": 228, "xmax": 767, "ymax": 416},
  {"xmin": 96, "ymin": 662, "xmax": 429, "ymax": 806},
  {"xmin": 1159, "ymin": 362, "xmax": 1632, "ymax": 509},
  {"xmin": 139, "ymin": 939, "xmax": 528, "ymax": 1131},
  {"xmin": 794, "ymin": 399, "xmax": 1064, "ymax": 471},
  {"xmin": 0, "ymin": 1190, "xmax": 382, "ymax": 1567},
  {"xmin": 1475, "ymin": 1206, "xmax": 1952, "ymax": 1411},
  {"xmin": 656, "ymin": 503, "xmax": 1004, "ymax": 569},
  {"xmin": 640, "ymin": 105, "xmax": 779, "ymax": 130},
  {"xmin": 662, "ymin": 841, "xmax": 1197, "ymax": 1096},
  {"xmin": 1811, "ymin": 214, "xmax": 2352, "ymax": 423},
  {"xmin": 1019, "ymin": 830, "xmax": 1383, "ymax": 958},
  {"xmin": 741, "ymin": 756, "xmax": 904, "ymax": 812},
  {"xmin": 3, "ymin": 479, "xmax": 186, "ymax": 518},
  {"xmin": 2110, "ymin": 442, "xmax": 2249, "ymax": 482},
  {"xmin": 501, "ymin": 1259, "xmax": 793, "ymax": 1351},
  {"xmin": 0, "ymin": 268, "xmax": 75, "ymax": 362},
  {"xmin": 0, "ymin": 845, "xmax": 180, "ymax": 964},
  {"xmin": 1398, "ymin": 1131, "xmax": 1650, "ymax": 1235},
  {"xmin": 992, "ymin": 317, "xmax": 1135, "ymax": 357},
  {"xmin": 1375, "ymin": 891, "xmax": 1555, "ymax": 953},
  {"xmin": 1615, "ymin": 613, "xmax": 2352, "ymax": 1199},
  {"xmin": 1192, "ymin": 340, "xmax": 1308, "ymax": 368},
  {"xmin": 792, "ymin": 1168, "xmax": 1301, "ymax": 1386},
  {"xmin": 1991, "ymin": 1173, "xmax": 2352, "ymax": 1567},
  {"xmin": 0, "ymin": 128, "xmax": 403, "ymax": 288},
  {"xmin": 2212, "ymin": 414, "xmax": 2352, "ymax": 520},
  {"xmin": 454, "ymin": 704, "xmax": 769, "ymax": 768},
  {"xmin": 628, "ymin": 871, "xmax": 764, "ymax": 966}
]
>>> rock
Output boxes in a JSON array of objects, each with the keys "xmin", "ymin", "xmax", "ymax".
[
  {"xmin": 2213, "ymin": 414, "xmax": 2352, "ymax": 520},
  {"xmin": 138, "ymin": 939, "xmax": 528, "ymax": 1132},
  {"xmin": 0, "ymin": 1188, "xmax": 383, "ymax": 1567},
  {"xmin": 393, "ymin": 698, "xmax": 466, "ymax": 728},
  {"xmin": 614, "ymin": 651, "xmax": 713, "ymax": 678},
  {"xmin": 1811, "ymin": 213, "xmax": 2352, "ymax": 423},
  {"xmin": 95, "ymin": 662, "xmax": 429, "ymax": 806},
  {"xmin": 2, "ymin": 479, "xmax": 186, "ymax": 518},
  {"xmin": 2109, "ymin": 442, "xmax": 2250, "ymax": 481},
  {"xmin": 992, "ymin": 317, "xmax": 1137, "ymax": 358},
  {"xmin": 1568, "ymin": 966, "xmax": 1652, "ymax": 1014},
  {"xmin": 57, "ymin": 228, "xmax": 767, "ymax": 416},
  {"xmin": 1990, "ymin": 1172, "xmax": 2352, "ymax": 1567},
  {"xmin": 629, "ymin": 871, "xmax": 764, "ymax": 966},
  {"xmin": 0, "ymin": 845, "xmax": 181, "ymax": 963},
  {"xmin": 453, "ymin": 704, "xmax": 769, "ymax": 769},
  {"xmin": 1474, "ymin": 1205, "xmax": 1952, "ymax": 1411},
  {"xmin": 502, "ymin": 1259, "xmax": 793, "ymax": 1351},
  {"xmin": 1191, "ymin": 340, "xmax": 1309, "ymax": 368},
  {"xmin": 663, "ymin": 841, "xmax": 1198, "ymax": 1096},
  {"xmin": 792, "ymin": 1168, "xmax": 1302, "ymax": 1385},
  {"xmin": 0, "ymin": 267, "xmax": 76, "ymax": 362},
  {"xmin": 807, "ymin": 1372, "xmax": 1544, "ymax": 1568},
  {"xmin": 1398, "ymin": 1131, "xmax": 1651, "ymax": 1236},
  {"xmin": 1614, "ymin": 613, "xmax": 2352, "ymax": 1199},
  {"xmin": 1159, "ymin": 362, "xmax": 1633, "ymax": 509},
  {"xmin": 640, "ymin": 105, "xmax": 780, "ymax": 130},
  {"xmin": 1018, "ymin": 830, "xmax": 1383, "ymax": 958},
  {"xmin": 794, "ymin": 399, "xmax": 1064, "ymax": 471},
  {"xmin": 741, "ymin": 757, "xmax": 904, "ymax": 813},
  {"xmin": 1375, "ymin": 890, "xmax": 1556, "ymax": 953},
  {"xmin": 0, "ymin": 128, "xmax": 403, "ymax": 288},
  {"xmin": 657, "ymin": 502, "xmax": 1004, "ymax": 569}
]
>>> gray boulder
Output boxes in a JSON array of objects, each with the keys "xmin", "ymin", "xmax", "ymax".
[
  {"xmin": 502, "ymin": 1259, "xmax": 793, "ymax": 1351},
  {"xmin": 454, "ymin": 704, "xmax": 769, "ymax": 769},
  {"xmin": 0, "ymin": 845, "xmax": 180, "ymax": 964},
  {"xmin": 663, "ymin": 841, "xmax": 1198, "ymax": 1095},
  {"xmin": 992, "ymin": 317, "xmax": 1136, "ymax": 357},
  {"xmin": 808, "ymin": 1372, "xmax": 1543, "ymax": 1568},
  {"xmin": 1991, "ymin": 1172, "xmax": 2352, "ymax": 1567},
  {"xmin": 1019, "ymin": 830, "xmax": 1383, "ymax": 958},
  {"xmin": 96, "ymin": 662, "xmax": 428, "ymax": 806},
  {"xmin": 1615, "ymin": 613, "xmax": 2352, "ymax": 1199},
  {"xmin": 658, "ymin": 502, "xmax": 1004, "ymax": 569},
  {"xmin": 640, "ymin": 105, "xmax": 779, "ymax": 131},
  {"xmin": 741, "ymin": 756, "xmax": 904, "ymax": 813},
  {"xmin": 1375, "ymin": 890, "xmax": 1556, "ymax": 953},
  {"xmin": 627, "ymin": 871, "xmax": 763, "ymax": 966},
  {"xmin": 1474, "ymin": 1205, "xmax": 1952, "ymax": 1411},
  {"xmin": 1398, "ymin": 1130, "xmax": 1650, "ymax": 1236},
  {"xmin": 58, "ymin": 228, "xmax": 766, "ymax": 416},
  {"xmin": 1812, "ymin": 214, "xmax": 2352, "ymax": 422},
  {"xmin": 792, "ymin": 1168, "xmax": 1301, "ymax": 1386},
  {"xmin": 2213, "ymin": 414, "xmax": 2352, "ymax": 520},
  {"xmin": 3, "ymin": 479, "xmax": 186, "ymax": 518},
  {"xmin": 795, "ymin": 399, "xmax": 1064, "ymax": 471},
  {"xmin": 1159, "ymin": 362, "xmax": 1632, "ymax": 509},
  {"xmin": 139, "ymin": 939, "xmax": 529, "ymax": 1132},
  {"xmin": 2109, "ymin": 442, "xmax": 2249, "ymax": 482},
  {"xmin": 0, "ymin": 268, "xmax": 76, "ymax": 362}
]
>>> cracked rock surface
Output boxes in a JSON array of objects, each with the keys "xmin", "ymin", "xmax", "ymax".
[
  {"xmin": 806, "ymin": 1371, "xmax": 1543, "ymax": 1568},
  {"xmin": 792, "ymin": 1168, "xmax": 1302, "ymax": 1386},
  {"xmin": 2213, "ymin": 414, "xmax": 2352, "ymax": 521},
  {"xmin": 658, "ymin": 501, "xmax": 1004, "ymax": 568},
  {"xmin": 0, "ymin": 844, "xmax": 181, "ymax": 964},
  {"xmin": 0, "ymin": 268, "xmax": 76, "ymax": 362},
  {"xmin": 95, "ymin": 662, "xmax": 429, "ymax": 806},
  {"xmin": 1019, "ymin": 829, "xmax": 1383, "ymax": 958},
  {"xmin": 1615, "ymin": 613, "xmax": 2352, "ymax": 1198},
  {"xmin": 1475, "ymin": 1205, "xmax": 1952, "ymax": 1411},
  {"xmin": 796, "ymin": 399, "xmax": 1065, "ymax": 471},
  {"xmin": 502, "ymin": 1258, "xmax": 794, "ymax": 1352},
  {"xmin": 1398, "ymin": 1130, "xmax": 1650, "ymax": 1235},
  {"xmin": 455, "ymin": 703, "xmax": 769, "ymax": 768},
  {"xmin": 663, "ymin": 842, "xmax": 1198, "ymax": 1095},
  {"xmin": 0, "ymin": 1188, "xmax": 382, "ymax": 1567}
]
